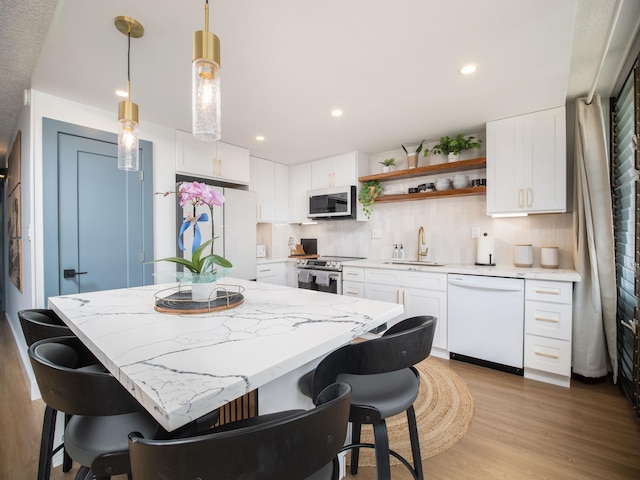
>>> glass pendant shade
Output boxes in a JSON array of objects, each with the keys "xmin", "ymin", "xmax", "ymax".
[
  {"xmin": 118, "ymin": 100, "xmax": 139, "ymax": 171},
  {"xmin": 192, "ymin": 58, "xmax": 221, "ymax": 141}
]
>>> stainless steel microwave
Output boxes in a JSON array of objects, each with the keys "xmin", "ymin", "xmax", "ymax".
[{"xmin": 308, "ymin": 186, "xmax": 357, "ymax": 220}]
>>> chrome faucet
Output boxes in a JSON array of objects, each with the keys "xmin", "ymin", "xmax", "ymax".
[{"xmin": 418, "ymin": 226, "xmax": 428, "ymax": 261}]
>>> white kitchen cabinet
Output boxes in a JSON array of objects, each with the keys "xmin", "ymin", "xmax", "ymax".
[
  {"xmin": 289, "ymin": 163, "xmax": 312, "ymax": 223},
  {"xmin": 310, "ymin": 151, "xmax": 368, "ymax": 189},
  {"xmin": 274, "ymin": 163, "xmax": 289, "ymax": 222},
  {"xmin": 363, "ymin": 268, "xmax": 448, "ymax": 357},
  {"xmin": 250, "ymin": 157, "xmax": 289, "ymax": 222},
  {"xmin": 486, "ymin": 106, "xmax": 566, "ymax": 215},
  {"xmin": 342, "ymin": 266, "xmax": 365, "ymax": 298},
  {"xmin": 524, "ymin": 279, "xmax": 573, "ymax": 387},
  {"xmin": 256, "ymin": 262, "xmax": 287, "ymax": 286},
  {"xmin": 175, "ymin": 130, "xmax": 250, "ymax": 185}
]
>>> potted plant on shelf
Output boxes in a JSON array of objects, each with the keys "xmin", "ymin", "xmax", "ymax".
[
  {"xmin": 359, "ymin": 180, "xmax": 384, "ymax": 219},
  {"xmin": 379, "ymin": 158, "xmax": 396, "ymax": 173},
  {"xmin": 427, "ymin": 134, "xmax": 482, "ymax": 162},
  {"xmin": 402, "ymin": 141, "xmax": 426, "ymax": 168}
]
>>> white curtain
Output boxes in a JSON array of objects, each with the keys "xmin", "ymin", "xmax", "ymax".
[{"xmin": 572, "ymin": 94, "xmax": 618, "ymax": 381}]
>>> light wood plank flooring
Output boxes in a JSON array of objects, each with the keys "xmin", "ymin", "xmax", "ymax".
[{"xmin": 2, "ymin": 313, "xmax": 639, "ymax": 479}]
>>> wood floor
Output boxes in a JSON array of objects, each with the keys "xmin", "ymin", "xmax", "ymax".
[{"xmin": 2, "ymin": 313, "xmax": 639, "ymax": 480}]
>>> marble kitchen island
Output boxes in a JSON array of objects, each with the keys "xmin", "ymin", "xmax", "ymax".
[{"xmin": 48, "ymin": 277, "xmax": 403, "ymax": 431}]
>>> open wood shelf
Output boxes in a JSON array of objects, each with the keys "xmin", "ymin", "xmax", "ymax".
[
  {"xmin": 358, "ymin": 157, "xmax": 486, "ymax": 182},
  {"xmin": 375, "ymin": 186, "xmax": 486, "ymax": 203}
]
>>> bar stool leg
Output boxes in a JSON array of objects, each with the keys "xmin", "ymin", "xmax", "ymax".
[
  {"xmin": 372, "ymin": 421, "xmax": 391, "ymax": 480},
  {"xmin": 63, "ymin": 413, "xmax": 73, "ymax": 472},
  {"xmin": 406, "ymin": 405, "xmax": 424, "ymax": 480},
  {"xmin": 350, "ymin": 422, "xmax": 362, "ymax": 475},
  {"xmin": 38, "ymin": 406, "xmax": 56, "ymax": 480}
]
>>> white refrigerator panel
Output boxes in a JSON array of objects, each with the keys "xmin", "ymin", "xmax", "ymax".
[{"xmin": 222, "ymin": 188, "xmax": 257, "ymax": 280}]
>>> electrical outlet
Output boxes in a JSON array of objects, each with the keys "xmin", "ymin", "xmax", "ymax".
[
  {"xmin": 471, "ymin": 227, "xmax": 480, "ymax": 238},
  {"xmin": 371, "ymin": 229, "xmax": 382, "ymax": 239}
]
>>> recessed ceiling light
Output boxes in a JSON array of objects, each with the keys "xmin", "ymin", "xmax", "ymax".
[
  {"xmin": 115, "ymin": 89, "xmax": 128, "ymax": 97},
  {"xmin": 459, "ymin": 64, "xmax": 478, "ymax": 75},
  {"xmin": 331, "ymin": 109, "xmax": 343, "ymax": 117},
  {"xmin": 256, "ymin": 135, "xmax": 265, "ymax": 141}
]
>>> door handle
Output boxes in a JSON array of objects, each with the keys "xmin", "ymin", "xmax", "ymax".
[{"xmin": 64, "ymin": 269, "xmax": 88, "ymax": 279}]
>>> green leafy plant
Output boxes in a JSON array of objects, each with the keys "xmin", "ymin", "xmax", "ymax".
[
  {"xmin": 152, "ymin": 238, "xmax": 232, "ymax": 274},
  {"xmin": 402, "ymin": 140, "xmax": 426, "ymax": 155},
  {"xmin": 359, "ymin": 180, "xmax": 384, "ymax": 219},
  {"xmin": 379, "ymin": 158, "xmax": 396, "ymax": 167},
  {"xmin": 428, "ymin": 134, "xmax": 482, "ymax": 156}
]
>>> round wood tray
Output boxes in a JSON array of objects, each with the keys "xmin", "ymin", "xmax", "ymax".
[{"xmin": 154, "ymin": 285, "xmax": 245, "ymax": 314}]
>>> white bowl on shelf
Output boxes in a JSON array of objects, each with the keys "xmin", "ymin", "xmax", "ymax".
[
  {"xmin": 435, "ymin": 178, "xmax": 451, "ymax": 191},
  {"xmin": 453, "ymin": 175, "xmax": 469, "ymax": 189}
]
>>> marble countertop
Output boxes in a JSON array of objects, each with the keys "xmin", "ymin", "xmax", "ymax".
[
  {"xmin": 48, "ymin": 277, "xmax": 403, "ymax": 431},
  {"xmin": 344, "ymin": 260, "xmax": 581, "ymax": 282}
]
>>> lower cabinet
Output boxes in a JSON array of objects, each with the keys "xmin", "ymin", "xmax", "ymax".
[
  {"xmin": 359, "ymin": 268, "xmax": 448, "ymax": 358},
  {"xmin": 256, "ymin": 262, "xmax": 288, "ymax": 286},
  {"xmin": 523, "ymin": 279, "xmax": 573, "ymax": 387}
]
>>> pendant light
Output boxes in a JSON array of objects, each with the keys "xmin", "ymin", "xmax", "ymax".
[
  {"xmin": 115, "ymin": 16, "xmax": 144, "ymax": 171},
  {"xmin": 192, "ymin": 0, "xmax": 221, "ymax": 141}
]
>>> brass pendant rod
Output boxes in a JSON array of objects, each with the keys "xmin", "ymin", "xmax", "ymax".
[{"xmin": 204, "ymin": 0, "xmax": 209, "ymax": 34}]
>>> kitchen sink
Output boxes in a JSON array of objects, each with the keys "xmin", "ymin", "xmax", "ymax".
[{"xmin": 384, "ymin": 260, "xmax": 446, "ymax": 267}]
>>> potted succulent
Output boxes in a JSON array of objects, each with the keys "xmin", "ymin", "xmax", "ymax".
[
  {"xmin": 359, "ymin": 180, "xmax": 384, "ymax": 219},
  {"xmin": 402, "ymin": 141, "xmax": 426, "ymax": 168},
  {"xmin": 428, "ymin": 134, "xmax": 482, "ymax": 162},
  {"xmin": 379, "ymin": 158, "xmax": 396, "ymax": 173}
]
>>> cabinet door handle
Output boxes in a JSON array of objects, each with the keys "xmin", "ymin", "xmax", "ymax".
[
  {"xmin": 534, "ymin": 351, "xmax": 559, "ymax": 359},
  {"xmin": 535, "ymin": 288, "xmax": 561, "ymax": 295},
  {"xmin": 346, "ymin": 272, "xmax": 359, "ymax": 277},
  {"xmin": 518, "ymin": 189, "xmax": 523, "ymax": 208},
  {"xmin": 259, "ymin": 269, "xmax": 271, "ymax": 273},
  {"xmin": 526, "ymin": 188, "xmax": 532, "ymax": 207},
  {"xmin": 345, "ymin": 289, "xmax": 359, "ymax": 296},
  {"xmin": 218, "ymin": 158, "xmax": 223, "ymax": 176},
  {"xmin": 535, "ymin": 315, "xmax": 560, "ymax": 323}
]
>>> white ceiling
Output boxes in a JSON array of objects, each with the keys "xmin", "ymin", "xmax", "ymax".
[{"xmin": 1, "ymin": 0, "xmax": 639, "ymax": 164}]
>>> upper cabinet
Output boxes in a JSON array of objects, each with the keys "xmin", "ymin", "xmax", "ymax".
[
  {"xmin": 250, "ymin": 156, "xmax": 289, "ymax": 223},
  {"xmin": 175, "ymin": 130, "xmax": 250, "ymax": 185},
  {"xmin": 311, "ymin": 151, "xmax": 368, "ymax": 189},
  {"xmin": 289, "ymin": 163, "xmax": 312, "ymax": 224},
  {"xmin": 486, "ymin": 106, "xmax": 566, "ymax": 215}
]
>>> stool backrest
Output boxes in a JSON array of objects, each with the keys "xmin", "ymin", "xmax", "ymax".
[
  {"xmin": 128, "ymin": 382, "xmax": 352, "ymax": 480},
  {"xmin": 19, "ymin": 309, "xmax": 72, "ymax": 346},
  {"xmin": 311, "ymin": 315, "xmax": 437, "ymax": 400},
  {"xmin": 28, "ymin": 336, "xmax": 144, "ymax": 416}
]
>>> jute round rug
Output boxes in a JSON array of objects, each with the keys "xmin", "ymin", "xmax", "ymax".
[{"xmin": 350, "ymin": 356, "xmax": 474, "ymax": 466}]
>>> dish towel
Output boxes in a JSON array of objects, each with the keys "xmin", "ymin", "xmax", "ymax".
[
  {"xmin": 298, "ymin": 270, "xmax": 312, "ymax": 283},
  {"xmin": 314, "ymin": 271, "xmax": 331, "ymax": 287}
]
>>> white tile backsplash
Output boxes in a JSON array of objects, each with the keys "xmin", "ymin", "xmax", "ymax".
[{"xmin": 291, "ymin": 195, "xmax": 573, "ymax": 269}]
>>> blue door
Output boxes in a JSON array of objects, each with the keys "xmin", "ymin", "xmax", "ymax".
[{"xmin": 43, "ymin": 119, "xmax": 153, "ymax": 298}]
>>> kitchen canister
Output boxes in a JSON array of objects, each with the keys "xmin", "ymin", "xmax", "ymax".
[
  {"xmin": 513, "ymin": 244, "xmax": 533, "ymax": 267},
  {"xmin": 541, "ymin": 246, "xmax": 560, "ymax": 269}
]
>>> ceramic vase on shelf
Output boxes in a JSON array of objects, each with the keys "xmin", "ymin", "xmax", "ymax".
[
  {"xmin": 448, "ymin": 152, "xmax": 460, "ymax": 163},
  {"xmin": 407, "ymin": 153, "xmax": 418, "ymax": 168}
]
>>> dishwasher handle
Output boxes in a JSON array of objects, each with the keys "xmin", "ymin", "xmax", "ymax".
[{"xmin": 448, "ymin": 278, "xmax": 522, "ymax": 292}]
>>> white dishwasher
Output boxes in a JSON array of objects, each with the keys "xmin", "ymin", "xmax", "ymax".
[{"xmin": 448, "ymin": 274, "xmax": 525, "ymax": 374}]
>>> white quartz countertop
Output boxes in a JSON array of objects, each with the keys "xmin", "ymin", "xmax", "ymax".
[
  {"xmin": 344, "ymin": 260, "xmax": 581, "ymax": 282},
  {"xmin": 256, "ymin": 257, "xmax": 294, "ymax": 264},
  {"xmin": 48, "ymin": 277, "xmax": 403, "ymax": 431}
]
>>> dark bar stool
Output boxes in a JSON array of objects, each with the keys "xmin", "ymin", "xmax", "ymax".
[
  {"xmin": 28, "ymin": 335, "xmax": 219, "ymax": 480},
  {"xmin": 300, "ymin": 315, "xmax": 437, "ymax": 480},
  {"xmin": 18, "ymin": 309, "xmax": 75, "ymax": 480},
  {"xmin": 128, "ymin": 382, "xmax": 352, "ymax": 480}
]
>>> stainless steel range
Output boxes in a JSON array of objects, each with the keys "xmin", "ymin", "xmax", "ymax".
[{"xmin": 296, "ymin": 256, "xmax": 364, "ymax": 294}]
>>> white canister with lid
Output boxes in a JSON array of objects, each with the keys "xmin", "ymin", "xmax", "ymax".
[
  {"xmin": 513, "ymin": 244, "xmax": 533, "ymax": 267},
  {"xmin": 541, "ymin": 246, "xmax": 559, "ymax": 269}
]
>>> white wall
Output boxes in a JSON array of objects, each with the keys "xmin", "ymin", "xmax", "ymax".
[{"xmin": 8, "ymin": 90, "xmax": 181, "ymax": 398}]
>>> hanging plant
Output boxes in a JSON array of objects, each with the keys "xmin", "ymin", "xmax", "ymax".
[{"xmin": 359, "ymin": 180, "xmax": 384, "ymax": 219}]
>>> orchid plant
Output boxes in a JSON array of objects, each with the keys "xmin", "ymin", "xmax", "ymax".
[{"xmin": 153, "ymin": 181, "xmax": 232, "ymax": 275}]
